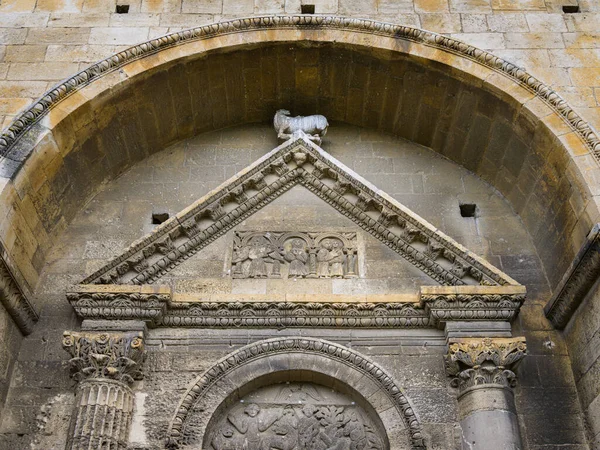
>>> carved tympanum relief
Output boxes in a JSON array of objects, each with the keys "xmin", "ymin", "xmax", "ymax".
[
  {"xmin": 231, "ymin": 231, "xmax": 358, "ymax": 279},
  {"xmin": 207, "ymin": 383, "xmax": 385, "ymax": 450}
]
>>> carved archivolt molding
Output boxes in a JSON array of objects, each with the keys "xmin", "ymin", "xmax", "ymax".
[
  {"xmin": 66, "ymin": 285, "xmax": 525, "ymax": 328},
  {"xmin": 444, "ymin": 337, "xmax": 527, "ymax": 394},
  {"xmin": 545, "ymin": 223, "xmax": 600, "ymax": 329},
  {"xmin": 1, "ymin": 15, "xmax": 599, "ymax": 164},
  {"xmin": 167, "ymin": 337, "xmax": 425, "ymax": 449},
  {"xmin": 0, "ymin": 254, "xmax": 38, "ymax": 335},
  {"xmin": 81, "ymin": 137, "xmax": 517, "ymax": 288}
]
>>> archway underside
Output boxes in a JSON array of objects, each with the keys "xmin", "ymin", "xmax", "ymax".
[{"xmin": 0, "ymin": 18, "xmax": 597, "ymax": 334}]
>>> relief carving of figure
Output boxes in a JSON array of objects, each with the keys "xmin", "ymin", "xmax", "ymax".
[
  {"xmin": 329, "ymin": 240, "xmax": 346, "ymax": 278},
  {"xmin": 227, "ymin": 403, "xmax": 278, "ymax": 450},
  {"xmin": 317, "ymin": 239, "xmax": 334, "ymax": 278},
  {"xmin": 284, "ymin": 239, "xmax": 309, "ymax": 278}
]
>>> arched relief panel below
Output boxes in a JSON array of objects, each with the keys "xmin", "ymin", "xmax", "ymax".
[
  {"xmin": 167, "ymin": 337, "xmax": 423, "ymax": 449},
  {"xmin": 0, "ymin": 16, "xmax": 599, "ymax": 310}
]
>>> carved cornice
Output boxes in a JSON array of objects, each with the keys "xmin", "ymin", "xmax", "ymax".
[
  {"xmin": 66, "ymin": 291, "xmax": 169, "ymax": 325},
  {"xmin": 421, "ymin": 286, "xmax": 526, "ymax": 329},
  {"xmin": 161, "ymin": 301, "xmax": 430, "ymax": 328},
  {"xmin": 444, "ymin": 337, "xmax": 527, "ymax": 393},
  {"xmin": 167, "ymin": 337, "xmax": 425, "ymax": 449},
  {"xmin": 545, "ymin": 223, "xmax": 600, "ymax": 329},
  {"xmin": 62, "ymin": 331, "xmax": 145, "ymax": 385},
  {"xmin": 1, "ymin": 16, "xmax": 598, "ymax": 165},
  {"xmin": 80, "ymin": 138, "xmax": 517, "ymax": 287},
  {"xmin": 67, "ymin": 285, "xmax": 525, "ymax": 329},
  {"xmin": 0, "ymin": 255, "xmax": 38, "ymax": 335}
]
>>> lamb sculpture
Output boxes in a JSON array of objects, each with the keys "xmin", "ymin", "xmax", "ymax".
[{"xmin": 274, "ymin": 109, "xmax": 329, "ymax": 145}]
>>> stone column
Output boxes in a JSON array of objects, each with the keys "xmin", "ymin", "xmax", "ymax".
[
  {"xmin": 445, "ymin": 337, "xmax": 527, "ymax": 450},
  {"xmin": 62, "ymin": 330, "xmax": 145, "ymax": 450}
]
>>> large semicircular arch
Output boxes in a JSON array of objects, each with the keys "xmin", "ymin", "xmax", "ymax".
[{"xmin": 0, "ymin": 14, "xmax": 597, "ymax": 303}]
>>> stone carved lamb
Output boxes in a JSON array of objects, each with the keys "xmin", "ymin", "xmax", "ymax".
[{"xmin": 273, "ymin": 109, "xmax": 329, "ymax": 145}]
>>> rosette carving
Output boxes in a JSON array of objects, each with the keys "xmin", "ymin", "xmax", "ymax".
[
  {"xmin": 62, "ymin": 331, "xmax": 145, "ymax": 385},
  {"xmin": 444, "ymin": 337, "xmax": 527, "ymax": 393}
]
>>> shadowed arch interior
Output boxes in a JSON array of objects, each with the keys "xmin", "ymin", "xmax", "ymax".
[{"xmin": 0, "ymin": 22, "xmax": 595, "ymax": 307}]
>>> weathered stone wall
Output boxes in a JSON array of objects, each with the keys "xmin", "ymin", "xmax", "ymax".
[
  {"xmin": 0, "ymin": 0, "xmax": 598, "ymax": 132},
  {"xmin": 0, "ymin": 125, "xmax": 586, "ymax": 449}
]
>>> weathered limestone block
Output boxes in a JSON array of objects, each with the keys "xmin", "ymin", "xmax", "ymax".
[
  {"xmin": 62, "ymin": 330, "xmax": 145, "ymax": 450},
  {"xmin": 445, "ymin": 337, "xmax": 527, "ymax": 450}
]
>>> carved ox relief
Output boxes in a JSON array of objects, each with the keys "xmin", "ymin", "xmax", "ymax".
[
  {"xmin": 207, "ymin": 383, "xmax": 385, "ymax": 450},
  {"xmin": 231, "ymin": 231, "xmax": 358, "ymax": 279}
]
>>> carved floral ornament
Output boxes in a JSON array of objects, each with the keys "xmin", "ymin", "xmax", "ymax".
[
  {"xmin": 62, "ymin": 331, "xmax": 145, "ymax": 385},
  {"xmin": 444, "ymin": 337, "xmax": 527, "ymax": 393},
  {"xmin": 1, "ymin": 15, "xmax": 599, "ymax": 165}
]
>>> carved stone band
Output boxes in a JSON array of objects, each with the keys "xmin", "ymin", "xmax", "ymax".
[{"xmin": 444, "ymin": 337, "xmax": 527, "ymax": 394}]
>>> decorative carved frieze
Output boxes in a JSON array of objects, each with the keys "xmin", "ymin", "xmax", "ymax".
[
  {"xmin": 545, "ymin": 223, "xmax": 600, "ymax": 329},
  {"xmin": 62, "ymin": 331, "xmax": 145, "ymax": 385},
  {"xmin": 0, "ymin": 255, "xmax": 38, "ymax": 335},
  {"xmin": 421, "ymin": 286, "xmax": 526, "ymax": 328},
  {"xmin": 2, "ymin": 16, "xmax": 599, "ymax": 168},
  {"xmin": 66, "ymin": 291, "xmax": 169, "ymax": 325},
  {"xmin": 444, "ymin": 337, "xmax": 527, "ymax": 393},
  {"xmin": 81, "ymin": 137, "xmax": 517, "ymax": 288},
  {"xmin": 231, "ymin": 231, "xmax": 358, "ymax": 279},
  {"xmin": 167, "ymin": 337, "xmax": 425, "ymax": 449},
  {"xmin": 160, "ymin": 301, "xmax": 430, "ymax": 328}
]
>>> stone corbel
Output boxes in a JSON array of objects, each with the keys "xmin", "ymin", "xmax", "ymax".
[
  {"xmin": 545, "ymin": 223, "xmax": 600, "ymax": 329},
  {"xmin": 420, "ymin": 285, "xmax": 526, "ymax": 329},
  {"xmin": 62, "ymin": 329, "xmax": 146, "ymax": 450},
  {"xmin": 0, "ymin": 252, "xmax": 39, "ymax": 335},
  {"xmin": 66, "ymin": 284, "xmax": 170, "ymax": 326}
]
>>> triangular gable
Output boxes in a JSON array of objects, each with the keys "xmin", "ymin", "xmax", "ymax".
[{"xmin": 82, "ymin": 134, "xmax": 518, "ymax": 287}]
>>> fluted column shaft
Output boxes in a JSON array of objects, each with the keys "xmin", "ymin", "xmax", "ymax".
[
  {"xmin": 62, "ymin": 331, "xmax": 145, "ymax": 450},
  {"xmin": 445, "ymin": 337, "xmax": 527, "ymax": 450}
]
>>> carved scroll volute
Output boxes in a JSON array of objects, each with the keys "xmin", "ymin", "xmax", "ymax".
[
  {"xmin": 444, "ymin": 337, "xmax": 527, "ymax": 393},
  {"xmin": 62, "ymin": 331, "xmax": 145, "ymax": 385}
]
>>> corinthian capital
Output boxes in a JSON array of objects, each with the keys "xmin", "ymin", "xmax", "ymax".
[
  {"xmin": 62, "ymin": 331, "xmax": 145, "ymax": 385},
  {"xmin": 444, "ymin": 337, "xmax": 527, "ymax": 392}
]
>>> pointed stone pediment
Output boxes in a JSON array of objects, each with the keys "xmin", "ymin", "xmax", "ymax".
[{"xmin": 82, "ymin": 134, "xmax": 518, "ymax": 287}]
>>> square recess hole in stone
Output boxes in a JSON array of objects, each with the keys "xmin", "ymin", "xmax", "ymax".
[
  {"xmin": 562, "ymin": 5, "xmax": 580, "ymax": 12},
  {"xmin": 301, "ymin": 4, "xmax": 316, "ymax": 13},
  {"xmin": 152, "ymin": 212, "xmax": 169, "ymax": 225},
  {"xmin": 460, "ymin": 203, "xmax": 477, "ymax": 218},
  {"xmin": 116, "ymin": 4, "xmax": 130, "ymax": 13}
]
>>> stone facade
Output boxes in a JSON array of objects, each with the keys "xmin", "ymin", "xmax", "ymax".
[{"xmin": 0, "ymin": 2, "xmax": 598, "ymax": 450}]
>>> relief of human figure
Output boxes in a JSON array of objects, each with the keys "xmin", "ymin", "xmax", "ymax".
[
  {"xmin": 329, "ymin": 240, "xmax": 346, "ymax": 278},
  {"xmin": 231, "ymin": 244, "xmax": 251, "ymax": 278},
  {"xmin": 316, "ymin": 239, "xmax": 333, "ymax": 278},
  {"xmin": 284, "ymin": 239, "xmax": 309, "ymax": 278},
  {"xmin": 248, "ymin": 237, "xmax": 271, "ymax": 279},
  {"xmin": 265, "ymin": 405, "xmax": 299, "ymax": 450},
  {"xmin": 227, "ymin": 403, "xmax": 277, "ymax": 450}
]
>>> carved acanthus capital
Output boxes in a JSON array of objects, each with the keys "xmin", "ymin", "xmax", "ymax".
[
  {"xmin": 444, "ymin": 337, "xmax": 527, "ymax": 392},
  {"xmin": 62, "ymin": 331, "xmax": 145, "ymax": 385}
]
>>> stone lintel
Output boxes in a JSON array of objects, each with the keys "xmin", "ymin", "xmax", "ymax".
[
  {"xmin": 81, "ymin": 319, "xmax": 147, "ymax": 333},
  {"xmin": 445, "ymin": 321, "xmax": 512, "ymax": 341},
  {"xmin": 0, "ymin": 253, "xmax": 39, "ymax": 335},
  {"xmin": 545, "ymin": 223, "xmax": 600, "ymax": 329}
]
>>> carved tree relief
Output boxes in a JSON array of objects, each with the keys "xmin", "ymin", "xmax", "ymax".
[
  {"xmin": 231, "ymin": 231, "xmax": 359, "ymax": 279},
  {"xmin": 206, "ymin": 383, "xmax": 386, "ymax": 450}
]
